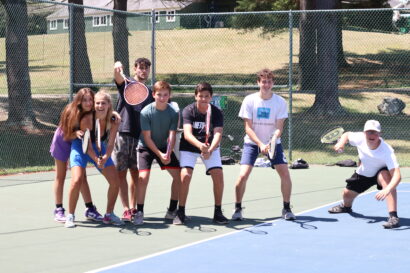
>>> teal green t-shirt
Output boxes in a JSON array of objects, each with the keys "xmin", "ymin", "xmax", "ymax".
[{"xmin": 139, "ymin": 102, "xmax": 179, "ymax": 149}]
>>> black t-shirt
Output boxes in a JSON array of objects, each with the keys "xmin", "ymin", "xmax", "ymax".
[
  {"xmin": 115, "ymin": 80, "xmax": 154, "ymax": 139},
  {"xmin": 179, "ymin": 102, "xmax": 223, "ymax": 153}
]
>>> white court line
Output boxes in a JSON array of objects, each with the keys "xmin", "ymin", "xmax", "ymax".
[{"xmin": 87, "ymin": 184, "xmax": 410, "ymax": 273}]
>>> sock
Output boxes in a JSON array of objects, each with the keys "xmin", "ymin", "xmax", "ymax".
[
  {"xmin": 235, "ymin": 202, "xmax": 242, "ymax": 209},
  {"xmin": 56, "ymin": 204, "xmax": 63, "ymax": 208},
  {"xmin": 137, "ymin": 204, "xmax": 144, "ymax": 213},
  {"xmin": 85, "ymin": 202, "xmax": 94, "ymax": 209},
  {"xmin": 283, "ymin": 202, "xmax": 290, "ymax": 210},
  {"xmin": 178, "ymin": 205, "xmax": 185, "ymax": 214},
  {"xmin": 389, "ymin": 211, "xmax": 398, "ymax": 218},
  {"xmin": 169, "ymin": 199, "xmax": 178, "ymax": 212},
  {"xmin": 215, "ymin": 205, "xmax": 222, "ymax": 212}
]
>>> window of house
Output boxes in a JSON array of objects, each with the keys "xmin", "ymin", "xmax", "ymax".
[
  {"xmin": 93, "ymin": 15, "xmax": 109, "ymax": 27},
  {"xmin": 166, "ymin": 10, "xmax": 176, "ymax": 22},
  {"xmin": 63, "ymin": 19, "xmax": 69, "ymax": 29},
  {"xmin": 155, "ymin": 11, "xmax": 160, "ymax": 23},
  {"xmin": 50, "ymin": 20, "xmax": 57, "ymax": 30}
]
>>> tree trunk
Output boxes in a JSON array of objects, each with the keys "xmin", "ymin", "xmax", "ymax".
[
  {"xmin": 336, "ymin": 0, "xmax": 349, "ymax": 68},
  {"xmin": 1, "ymin": 0, "xmax": 37, "ymax": 126},
  {"xmin": 69, "ymin": 0, "xmax": 93, "ymax": 89},
  {"xmin": 300, "ymin": 0, "xmax": 345, "ymax": 115},
  {"xmin": 299, "ymin": 0, "xmax": 317, "ymax": 91},
  {"xmin": 112, "ymin": 0, "xmax": 130, "ymax": 76}
]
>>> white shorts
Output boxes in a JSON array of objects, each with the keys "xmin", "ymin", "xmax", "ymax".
[{"xmin": 179, "ymin": 147, "xmax": 222, "ymax": 175}]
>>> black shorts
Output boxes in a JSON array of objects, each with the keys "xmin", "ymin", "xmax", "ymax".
[
  {"xmin": 137, "ymin": 146, "xmax": 180, "ymax": 171},
  {"xmin": 345, "ymin": 168, "xmax": 388, "ymax": 194}
]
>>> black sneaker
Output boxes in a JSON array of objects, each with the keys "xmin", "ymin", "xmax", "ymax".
[
  {"xmin": 383, "ymin": 216, "xmax": 400, "ymax": 229},
  {"xmin": 328, "ymin": 204, "xmax": 352, "ymax": 214},
  {"xmin": 213, "ymin": 210, "xmax": 229, "ymax": 224}
]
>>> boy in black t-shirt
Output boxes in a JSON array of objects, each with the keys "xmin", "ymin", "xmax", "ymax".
[{"xmin": 174, "ymin": 82, "xmax": 228, "ymax": 225}]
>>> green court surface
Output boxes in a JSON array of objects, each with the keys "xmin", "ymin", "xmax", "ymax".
[{"xmin": 0, "ymin": 165, "xmax": 409, "ymax": 273}]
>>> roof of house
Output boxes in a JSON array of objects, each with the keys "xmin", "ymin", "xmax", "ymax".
[{"xmin": 47, "ymin": 0, "xmax": 192, "ymax": 20}]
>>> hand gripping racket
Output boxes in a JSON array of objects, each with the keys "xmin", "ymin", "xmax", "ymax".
[
  {"xmin": 82, "ymin": 129, "xmax": 90, "ymax": 154},
  {"xmin": 120, "ymin": 72, "xmax": 149, "ymax": 106},
  {"xmin": 204, "ymin": 104, "xmax": 211, "ymax": 145},
  {"xmin": 95, "ymin": 118, "xmax": 102, "ymax": 159},
  {"xmin": 320, "ymin": 127, "xmax": 344, "ymax": 144}
]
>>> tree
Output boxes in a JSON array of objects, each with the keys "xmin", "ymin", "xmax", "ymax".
[
  {"xmin": 68, "ymin": 0, "xmax": 93, "ymax": 89},
  {"xmin": 112, "ymin": 0, "xmax": 129, "ymax": 76},
  {"xmin": 300, "ymin": 0, "xmax": 344, "ymax": 115},
  {"xmin": 0, "ymin": 0, "xmax": 37, "ymax": 126}
]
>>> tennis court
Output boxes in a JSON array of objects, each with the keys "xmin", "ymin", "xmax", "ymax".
[{"xmin": 1, "ymin": 164, "xmax": 409, "ymax": 273}]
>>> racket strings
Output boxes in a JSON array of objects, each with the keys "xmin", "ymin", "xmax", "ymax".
[{"xmin": 124, "ymin": 83, "xmax": 149, "ymax": 105}]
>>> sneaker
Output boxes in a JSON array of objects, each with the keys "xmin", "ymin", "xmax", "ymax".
[
  {"xmin": 122, "ymin": 209, "xmax": 133, "ymax": 222},
  {"xmin": 232, "ymin": 208, "xmax": 243, "ymax": 221},
  {"xmin": 64, "ymin": 214, "xmax": 75, "ymax": 228},
  {"xmin": 328, "ymin": 204, "xmax": 352, "ymax": 214},
  {"xmin": 85, "ymin": 206, "xmax": 104, "ymax": 222},
  {"xmin": 103, "ymin": 213, "xmax": 125, "ymax": 226},
  {"xmin": 54, "ymin": 207, "xmax": 66, "ymax": 223},
  {"xmin": 213, "ymin": 210, "xmax": 229, "ymax": 224},
  {"xmin": 173, "ymin": 210, "xmax": 187, "ymax": 225},
  {"xmin": 282, "ymin": 208, "xmax": 296, "ymax": 220},
  {"xmin": 383, "ymin": 216, "xmax": 400, "ymax": 229},
  {"xmin": 133, "ymin": 211, "xmax": 144, "ymax": 225},
  {"xmin": 165, "ymin": 208, "xmax": 177, "ymax": 220}
]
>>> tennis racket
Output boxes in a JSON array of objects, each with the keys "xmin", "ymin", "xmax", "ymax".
[
  {"xmin": 120, "ymin": 72, "xmax": 149, "ymax": 106},
  {"xmin": 320, "ymin": 127, "xmax": 344, "ymax": 144},
  {"xmin": 204, "ymin": 104, "xmax": 211, "ymax": 145},
  {"xmin": 82, "ymin": 129, "xmax": 90, "ymax": 154},
  {"xmin": 165, "ymin": 132, "xmax": 175, "ymax": 160},
  {"xmin": 267, "ymin": 133, "xmax": 278, "ymax": 160},
  {"xmin": 95, "ymin": 118, "xmax": 102, "ymax": 159}
]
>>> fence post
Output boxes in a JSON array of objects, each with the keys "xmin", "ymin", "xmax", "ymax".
[
  {"xmin": 151, "ymin": 9, "xmax": 156, "ymax": 86},
  {"xmin": 288, "ymin": 10, "xmax": 293, "ymax": 162},
  {"xmin": 69, "ymin": 4, "xmax": 74, "ymax": 102}
]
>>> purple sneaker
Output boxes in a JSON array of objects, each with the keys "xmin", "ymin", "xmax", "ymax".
[
  {"xmin": 85, "ymin": 206, "xmax": 104, "ymax": 222},
  {"xmin": 54, "ymin": 207, "xmax": 66, "ymax": 223}
]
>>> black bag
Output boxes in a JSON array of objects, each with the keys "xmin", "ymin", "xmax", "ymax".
[
  {"xmin": 221, "ymin": 156, "xmax": 235, "ymax": 165},
  {"xmin": 335, "ymin": 159, "xmax": 357, "ymax": 167},
  {"xmin": 289, "ymin": 158, "xmax": 309, "ymax": 169}
]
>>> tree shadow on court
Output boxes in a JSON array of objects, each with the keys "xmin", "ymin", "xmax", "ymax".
[{"xmin": 350, "ymin": 212, "xmax": 410, "ymax": 230}]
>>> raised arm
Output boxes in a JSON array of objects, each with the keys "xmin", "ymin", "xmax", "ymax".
[{"xmin": 114, "ymin": 61, "xmax": 125, "ymax": 86}]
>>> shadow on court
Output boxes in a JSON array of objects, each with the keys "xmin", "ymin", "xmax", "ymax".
[{"xmin": 351, "ymin": 212, "xmax": 410, "ymax": 230}]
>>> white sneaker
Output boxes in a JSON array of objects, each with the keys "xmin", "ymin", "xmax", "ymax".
[
  {"xmin": 232, "ymin": 208, "xmax": 243, "ymax": 221},
  {"xmin": 103, "ymin": 213, "xmax": 125, "ymax": 226},
  {"xmin": 165, "ymin": 208, "xmax": 177, "ymax": 220},
  {"xmin": 282, "ymin": 208, "xmax": 296, "ymax": 220},
  {"xmin": 64, "ymin": 214, "xmax": 76, "ymax": 228},
  {"xmin": 133, "ymin": 211, "xmax": 144, "ymax": 225}
]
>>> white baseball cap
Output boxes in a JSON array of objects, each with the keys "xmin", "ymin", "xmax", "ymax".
[{"xmin": 363, "ymin": 120, "xmax": 381, "ymax": 132}]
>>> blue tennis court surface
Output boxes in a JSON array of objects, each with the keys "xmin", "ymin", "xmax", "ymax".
[{"xmin": 90, "ymin": 183, "xmax": 410, "ymax": 273}]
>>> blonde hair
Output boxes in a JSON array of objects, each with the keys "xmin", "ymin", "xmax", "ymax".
[{"xmin": 95, "ymin": 90, "xmax": 113, "ymax": 131}]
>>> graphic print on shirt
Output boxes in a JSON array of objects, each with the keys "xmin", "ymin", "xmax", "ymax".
[
  {"xmin": 257, "ymin": 107, "xmax": 271, "ymax": 119},
  {"xmin": 193, "ymin": 121, "xmax": 206, "ymax": 134}
]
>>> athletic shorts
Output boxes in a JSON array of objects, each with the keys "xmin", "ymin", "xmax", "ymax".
[
  {"xmin": 112, "ymin": 132, "xmax": 139, "ymax": 171},
  {"xmin": 179, "ymin": 147, "xmax": 222, "ymax": 175},
  {"xmin": 70, "ymin": 138, "xmax": 114, "ymax": 170},
  {"xmin": 240, "ymin": 143, "xmax": 287, "ymax": 167},
  {"xmin": 50, "ymin": 127, "xmax": 71, "ymax": 162},
  {"xmin": 137, "ymin": 146, "xmax": 180, "ymax": 172},
  {"xmin": 345, "ymin": 168, "xmax": 388, "ymax": 194}
]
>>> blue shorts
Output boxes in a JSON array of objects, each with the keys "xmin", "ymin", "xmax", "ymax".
[
  {"xmin": 240, "ymin": 143, "xmax": 288, "ymax": 166},
  {"xmin": 70, "ymin": 139, "xmax": 114, "ymax": 170}
]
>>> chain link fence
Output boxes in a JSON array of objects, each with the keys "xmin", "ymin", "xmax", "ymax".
[{"xmin": 0, "ymin": 1, "xmax": 409, "ymax": 173}]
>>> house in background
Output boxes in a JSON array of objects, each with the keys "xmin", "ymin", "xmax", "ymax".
[{"xmin": 46, "ymin": 0, "xmax": 194, "ymax": 34}]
